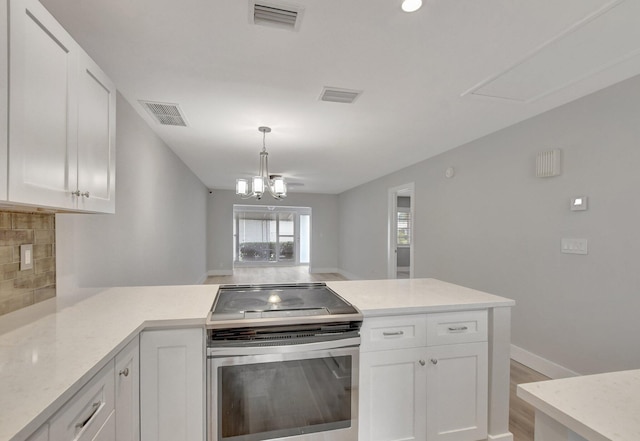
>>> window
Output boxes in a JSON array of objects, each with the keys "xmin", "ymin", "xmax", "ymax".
[
  {"xmin": 397, "ymin": 208, "xmax": 411, "ymax": 246},
  {"xmin": 233, "ymin": 205, "xmax": 311, "ymax": 266}
]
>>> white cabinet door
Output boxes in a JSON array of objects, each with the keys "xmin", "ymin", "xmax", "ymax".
[
  {"xmin": 115, "ymin": 336, "xmax": 139, "ymax": 441},
  {"xmin": 140, "ymin": 328, "xmax": 205, "ymax": 441},
  {"xmin": 8, "ymin": 0, "xmax": 78, "ymax": 209},
  {"xmin": 425, "ymin": 342, "xmax": 488, "ymax": 441},
  {"xmin": 359, "ymin": 347, "xmax": 427, "ymax": 441},
  {"xmin": 6, "ymin": 0, "xmax": 116, "ymax": 212},
  {"xmin": 76, "ymin": 49, "xmax": 116, "ymax": 213}
]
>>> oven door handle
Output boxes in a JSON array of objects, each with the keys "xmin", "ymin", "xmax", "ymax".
[{"xmin": 207, "ymin": 336, "xmax": 361, "ymax": 357}]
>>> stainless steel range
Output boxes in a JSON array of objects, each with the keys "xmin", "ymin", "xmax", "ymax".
[{"xmin": 206, "ymin": 283, "xmax": 362, "ymax": 441}]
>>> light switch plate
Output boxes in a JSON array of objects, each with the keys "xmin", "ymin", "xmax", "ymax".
[
  {"xmin": 20, "ymin": 244, "xmax": 34, "ymax": 270},
  {"xmin": 561, "ymin": 238, "xmax": 588, "ymax": 255}
]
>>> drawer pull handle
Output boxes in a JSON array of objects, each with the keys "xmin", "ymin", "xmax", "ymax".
[
  {"xmin": 382, "ymin": 331, "xmax": 404, "ymax": 337},
  {"xmin": 447, "ymin": 326, "xmax": 468, "ymax": 332},
  {"xmin": 119, "ymin": 367, "xmax": 130, "ymax": 377},
  {"xmin": 75, "ymin": 401, "xmax": 101, "ymax": 430}
]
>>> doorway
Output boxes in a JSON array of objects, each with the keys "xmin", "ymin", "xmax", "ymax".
[
  {"xmin": 233, "ymin": 205, "xmax": 311, "ymax": 267},
  {"xmin": 387, "ymin": 184, "xmax": 414, "ymax": 279}
]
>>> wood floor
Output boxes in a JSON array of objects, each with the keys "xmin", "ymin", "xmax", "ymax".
[
  {"xmin": 509, "ymin": 360, "xmax": 549, "ymax": 441},
  {"xmin": 205, "ymin": 267, "xmax": 549, "ymax": 441}
]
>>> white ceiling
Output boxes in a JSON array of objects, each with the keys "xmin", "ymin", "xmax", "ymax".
[{"xmin": 39, "ymin": 0, "xmax": 640, "ymax": 194}]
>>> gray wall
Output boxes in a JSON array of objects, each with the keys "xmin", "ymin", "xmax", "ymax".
[
  {"xmin": 207, "ymin": 190, "xmax": 339, "ymax": 274},
  {"xmin": 338, "ymin": 73, "xmax": 640, "ymax": 375},
  {"xmin": 56, "ymin": 94, "xmax": 208, "ymax": 299}
]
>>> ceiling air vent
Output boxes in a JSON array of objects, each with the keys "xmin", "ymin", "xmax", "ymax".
[
  {"xmin": 319, "ymin": 87, "xmax": 363, "ymax": 104},
  {"xmin": 251, "ymin": 1, "xmax": 303, "ymax": 31},
  {"xmin": 140, "ymin": 101, "xmax": 188, "ymax": 127}
]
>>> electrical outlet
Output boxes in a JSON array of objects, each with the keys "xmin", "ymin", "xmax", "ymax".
[{"xmin": 20, "ymin": 244, "xmax": 34, "ymax": 270}]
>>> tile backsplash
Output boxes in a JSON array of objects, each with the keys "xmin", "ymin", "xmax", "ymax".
[{"xmin": 0, "ymin": 211, "xmax": 56, "ymax": 316}]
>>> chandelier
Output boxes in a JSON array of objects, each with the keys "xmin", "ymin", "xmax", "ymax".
[{"xmin": 235, "ymin": 126, "xmax": 287, "ymax": 200}]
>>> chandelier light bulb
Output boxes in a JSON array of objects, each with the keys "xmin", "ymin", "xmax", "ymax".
[
  {"xmin": 252, "ymin": 176, "xmax": 265, "ymax": 195},
  {"xmin": 235, "ymin": 178, "xmax": 249, "ymax": 196},
  {"xmin": 272, "ymin": 176, "xmax": 286, "ymax": 196}
]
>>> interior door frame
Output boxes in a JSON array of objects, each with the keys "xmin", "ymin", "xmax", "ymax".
[{"xmin": 387, "ymin": 183, "xmax": 415, "ymax": 279}]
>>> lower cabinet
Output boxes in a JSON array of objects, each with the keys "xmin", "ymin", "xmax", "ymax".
[
  {"xmin": 359, "ymin": 310, "xmax": 489, "ymax": 441},
  {"xmin": 24, "ymin": 421, "xmax": 49, "ymax": 441},
  {"xmin": 49, "ymin": 360, "xmax": 115, "ymax": 441},
  {"xmin": 425, "ymin": 342, "xmax": 488, "ymax": 441},
  {"xmin": 115, "ymin": 335, "xmax": 140, "ymax": 441},
  {"xmin": 25, "ymin": 336, "xmax": 139, "ymax": 441},
  {"xmin": 91, "ymin": 411, "xmax": 116, "ymax": 441},
  {"xmin": 140, "ymin": 328, "xmax": 205, "ymax": 441},
  {"xmin": 359, "ymin": 348, "xmax": 427, "ymax": 441}
]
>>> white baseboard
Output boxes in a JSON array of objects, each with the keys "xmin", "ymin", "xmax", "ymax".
[
  {"xmin": 309, "ymin": 267, "xmax": 340, "ymax": 274},
  {"xmin": 336, "ymin": 269, "xmax": 361, "ymax": 280},
  {"xmin": 487, "ymin": 432, "xmax": 514, "ymax": 441},
  {"xmin": 511, "ymin": 344, "xmax": 580, "ymax": 379},
  {"xmin": 207, "ymin": 269, "xmax": 233, "ymax": 276}
]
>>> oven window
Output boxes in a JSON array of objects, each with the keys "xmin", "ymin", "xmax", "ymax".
[{"xmin": 219, "ymin": 355, "xmax": 352, "ymax": 441}]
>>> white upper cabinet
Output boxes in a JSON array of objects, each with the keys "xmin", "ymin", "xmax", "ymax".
[
  {"xmin": 76, "ymin": 50, "xmax": 116, "ymax": 213},
  {"xmin": 8, "ymin": 0, "xmax": 78, "ymax": 209},
  {"xmin": 6, "ymin": 0, "xmax": 115, "ymax": 213}
]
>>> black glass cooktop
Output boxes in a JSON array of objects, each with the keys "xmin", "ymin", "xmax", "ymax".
[{"xmin": 209, "ymin": 282, "xmax": 359, "ymax": 322}]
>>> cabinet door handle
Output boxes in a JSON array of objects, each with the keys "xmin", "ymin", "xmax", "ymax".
[
  {"xmin": 419, "ymin": 359, "xmax": 426, "ymax": 366},
  {"xmin": 75, "ymin": 401, "xmax": 101, "ymax": 430},
  {"xmin": 430, "ymin": 358, "xmax": 438, "ymax": 365},
  {"xmin": 119, "ymin": 367, "xmax": 130, "ymax": 377},
  {"xmin": 382, "ymin": 330, "xmax": 404, "ymax": 337},
  {"xmin": 72, "ymin": 190, "xmax": 90, "ymax": 198},
  {"xmin": 447, "ymin": 326, "xmax": 468, "ymax": 332}
]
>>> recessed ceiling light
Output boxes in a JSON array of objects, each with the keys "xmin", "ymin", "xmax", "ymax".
[{"xmin": 401, "ymin": 0, "xmax": 422, "ymax": 13}]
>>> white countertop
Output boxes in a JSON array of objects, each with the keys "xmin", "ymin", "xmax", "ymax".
[
  {"xmin": 0, "ymin": 278, "xmax": 513, "ymax": 441},
  {"xmin": 517, "ymin": 369, "xmax": 640, "ymax": 441},
  {"xmin": 328, "ymin": 278, "xmax": 514, "ymax": 315}
]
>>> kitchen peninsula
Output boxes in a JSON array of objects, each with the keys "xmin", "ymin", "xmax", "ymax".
[
  {"xmin": 518, "ymin": 369, "xmax": 640, "ymax": 441},
  {"xmin": 0, "ymin": 279, "xmax": 514, "ymax": 441}
]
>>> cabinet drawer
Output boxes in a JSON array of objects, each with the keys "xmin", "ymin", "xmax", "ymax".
[
  {"xmin": 50, "ymin": 360, "xmax": 115, "ymax": 441},
  {"xmin": 426, "ymin": 310, "xmax": 487, "ymax": 346},
  {"xmin": 360, "ymin": 315, "xmax": 427, "ymax": 352},
  {"xmin": 91, "ymin": 410, "xmax": 115, "ymax": 441},
  {"xmin": 26, "ymin": 424, "xmax": 48, "ymax": 441}
]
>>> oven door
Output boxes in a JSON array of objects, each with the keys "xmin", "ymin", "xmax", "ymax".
[{"xmin": 207, "ymin": 339, "xmax": 359, "ymax": 441}]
